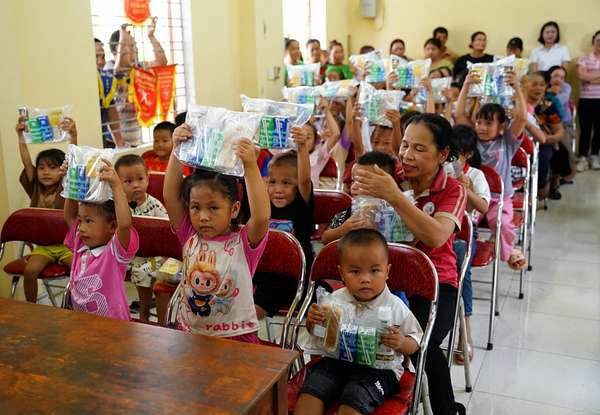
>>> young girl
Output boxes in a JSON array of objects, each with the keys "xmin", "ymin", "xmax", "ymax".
[
  {"xmin": 62, "ymin": 159, "xmax": 139, "ymax": 321},
  {"xmin": 16, "ymin": 115, "xmax": 77, "ymax": 303},
  {"xmin": 451, "ymin": 125, "xmax": 490, "ymax": 364},
  {"xmin": 164, "ymin": 125, "xmax": 270, "ymax": 343},
  {"xmin": 310, "ymin": 104, "xmax": 341, "ymax": 189},
  {"xmin": 456, "ymin": 69, "xmax": 529, "ymax": 270}
]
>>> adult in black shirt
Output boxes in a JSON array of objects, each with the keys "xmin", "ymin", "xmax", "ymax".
[{"xmin": 453, "ymin": 31, "xmax": 494, "ymax": 86}]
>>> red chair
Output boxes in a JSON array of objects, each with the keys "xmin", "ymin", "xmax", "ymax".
[
  {"xmin": 520, "ymin": 136, "xmax": 538, "ymax": 272},
  {"xmin": 1, "ymin": 208, "xmax": 69, "ymax": 306},
  {"xmin": 311, "ymin": 189, "xmax": 352, "ymax": 242},
  {"xmin": 165, "ymin": 229, "xmax": 307, "ymax": 348},
  {"xmin": 471, "ymin": 164, "xmax": 503, "ymax": 350},
  {"xmin": 288, "ymin": 241, "xmax": 439, "ymax": 415},
  {"xmin": 511, "ymin": 148, "xmax": 531, "ymax": 299},
  {"xmin": 319, "ymin": 157, "xmax": 343, "ymax": 191},
  {"xmin": 147, "ymin": 172, "xmax": 165, "ymax": 204}
]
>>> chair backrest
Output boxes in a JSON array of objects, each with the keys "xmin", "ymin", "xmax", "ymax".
[
  {"xmin": 1, "ymin": 208, "xmax": 68, "ymax": 246},
  {"xmin": 478, "ymin": 164, "xmax": 504, "ymax": 195},
  {"xmin": 511, "ymin": 147, "xmax": 530, "ymax": 190},
  {"xmin": 310, "ymin": 241, "xmax": 437, "ymax": 301},
  {"xmin": 132, "ymin": 216, "xmax": 182, "ymax": 259},
  {"xmin": 520, "ymin": 134, "xmax": 534, "ymax": 156},
  {"xmin": 141, "ymin": 150, "xmax": 155, "ymax": 159},
  {"xmin": 320, "ymin": 157, "xmax": 338, "ymax": 179},
  {"xmin": 255, "ymin": 229, "xmax": 306, "ymax": 281},
  {"xmin": 312, "ymin": 189, "xmax": 352, "ymax": 227},
  {"xmin": 147, "ymin": 172, "xmax": 165, "ymax": 204},
  {"xmin": 456, "ymin": 213, "xmax": 473, "ymax": 245}
]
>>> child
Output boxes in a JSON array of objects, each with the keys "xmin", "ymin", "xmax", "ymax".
[
  {"xmin": 310, "ymin": 104, "xmax": 342, "ymax": 189},
  {"xmin": 295, "ymin": 229, "xmax": 422, "ymax": 415},
  {"xmin": 62, "ymin": 159, "xmax": 139, "ymax": 320},
  {"xmin": 143, "ymin": 121, "xmax": 176, "ymax": 172},
  {"xmin": 322, "ymin": 151, "xmax": 397, "ymax": 245},
  {"xmin": 456, "ymin": 69, "xmax": 528, "ymax": 270},
  {"xmin": 506, "ymin": 37, "xmax": 524, "ymax": 58},
  {"xmin": 254, "ymin": 126, "xmax": 315, "ymax": 319},
  {"xmin": 450, "ymin": 125, "xmax": 490, "ymax": 364},
  {"xmin": 164, "ymin": 124, "xmax": 270, "ymax": 342},
  {"xmin": 115, "ymin": 154, "xmax": 168, "ymax": 322},
  {"xmin": 16, "ymin": 115, "xmax": 77, "ymax": 303}
]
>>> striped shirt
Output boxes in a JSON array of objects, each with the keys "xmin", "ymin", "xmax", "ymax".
[{"xmin": 578, "ymin": 53, "xmax": 600, "ymax": 99}]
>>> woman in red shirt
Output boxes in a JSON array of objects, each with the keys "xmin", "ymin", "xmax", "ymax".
[{"xmin": 354, "ymin": 113, "xmax": 467, "ymax": 415}]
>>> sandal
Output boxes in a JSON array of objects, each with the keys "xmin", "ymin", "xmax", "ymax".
[
  {"xmin": 453, "ymin": 343, "xmax": 473, "ymax": 366},
  {"xmin": 508, "ymin": 249, "xmax": 528, "ymax": 271}
]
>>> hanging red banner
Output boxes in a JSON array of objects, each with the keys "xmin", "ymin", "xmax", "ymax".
[
  {"xmin": 129, "ymin": 67, "xmax": 157, "ymax": 127},
  {"xmin": 124, "ymin": 0, "xmax": 151, "ymax": 25},
  {"xmin": 152, "ymin": 64, "xmax": 177, "ymax": 121}
]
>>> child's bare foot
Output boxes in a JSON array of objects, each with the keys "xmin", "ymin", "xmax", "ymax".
[{"xmin": 508, "ymin": 249, "xmax": 528, "ymax": 270}]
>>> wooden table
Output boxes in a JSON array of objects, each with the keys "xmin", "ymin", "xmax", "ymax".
[{"xmin": 0, "ymin": 298, "xmax": 298, "ymax": 414}]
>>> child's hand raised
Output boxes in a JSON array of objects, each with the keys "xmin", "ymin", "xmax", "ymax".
[
  {"xmin": 172, "ymin": 123, "xmax": 192, "ymax": 146},
  {"xmin": 385, "ymin": 109, "xmax": 401, "ymax": 126},
  {"xmin": 421, "ymin": 77, "xmax": 433, "ymax": 93},
  {"xmin": 98, "ymin": 159, "xmax": 121, "ymax": 187},
  {"xmin": 15, "ymin": 116, "xmax": 27, "ymax": 137},
  {"xmin": 504, "ymin": 70, "xmax": 518, "ymax": 88},
  {"xmin": 59, "ymin": 160, "xmax": 69, "ymax": 176},
  {"xmin": 387, "ymin": 71, "xmax": 399, "ymax": 90},
  {"xmin": 59, "ymin": 117, "xmax": 77, "ymax": 138},
  {"xmin": 464, "ymin": 71, "xmax": 481, "ymax": 86},
  {"xmin": 307, "ymin": 303, "xmax": 326, "ymax": 326},
  {"xmin": 234, "ymin": 138, "xmax": 257, "ymax": 166},
  {"xmin": 291, "ymin": 126, "xmax": 309, "ymax": 149}
]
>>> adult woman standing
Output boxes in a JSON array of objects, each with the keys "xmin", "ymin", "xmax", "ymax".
[
  {"xmin": 424, "ymin": 38, "xmax": 454, "ymax": 71},
  {"xmin": 354, "ymin": 113, "xmax": 467, "ymax": 415},
  {"xmin": 576, "ymin": 30, "xmax": 600, "ymax": 171},
  {"xmin": 283, "ymin": 38, "xmax": 303, "ymax": 86},
  {"xmin": 453, "ymin": 32, "xmax": 494, "ymax": 86},
  {"xmin": 390, "ymin": 38, "xmax": 410, "ymax": 61},
  {"xmin": 326, "ymin": 40, "xmax": 353, "ymax": 80},
  {"xmin": 529, "ymin": 21, "xmax": 571, "ymax": 72}
]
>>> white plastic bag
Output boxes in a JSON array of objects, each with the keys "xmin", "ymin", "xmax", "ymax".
[
  {"xmin": 318, "ymin": 79, "xmax": 359, "ymax": 101},
  {"xmin": 240, "ymin": 95, "xmax": 313, "ymax": 149},
  {"xmin": 349, "ymin": 50, "xmax": 387, "ymax": 83},
  {"xmin": 352, "ymin": 195, "xmax": 414, "ymax": 243},
  {"xmin": 61, "ymin": 144, "xmax": 115, "ymax": 203},
  {"xmin": 287, "ymin": 63, "xmax": 320, "ymax": 87},
  {"xmin": 20, "ymin": 105, "xmax": 73, "ymax": 144},
  {"xmin": 174, "ymin": 105, "xmax": 261, "ymax": 177},
  {"xmin": 415, "ymin": 77, "xmax": 452, "ymax": 104},
  {"xmin": 282, "ymin": 86, "xmax": 320, "ymax": 108},
  {"xmin": 467, "ymin": 62, "xmax": 497, "ymax": 97},
  {"xmin": 390, "ymin": 57, "xmax": 431, "ymax": 89},
  {"xmin": 358, "ymin": 82, "xmax": 405, "ymax": 127}
]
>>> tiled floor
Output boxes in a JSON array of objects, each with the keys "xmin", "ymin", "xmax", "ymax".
[
  {"xmin": 3, "ymin": 172, "xmax": 599, "ymax": 414},
  {"xmin": 452, "ymin": 170, "xmax": 600, "ymax": 414}
]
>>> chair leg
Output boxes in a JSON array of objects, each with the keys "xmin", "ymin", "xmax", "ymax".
[
  {"xmin": 265, "ymin": 316, "xmax": 273, "ymax": 343},
  {"xmin": 10, "ymin": 275, "xmax": 20, "ymax": 298},
  {"xmin": 421, "ymin": 376, "xmax": 433, "ymax": 415},
  {"xmin": 488, "ymin": 254, "xmax": 500, "ymax": 350},
  {"xmin": 459, "ymin": 303, "xmax": 472, "ymax": 393},
  {"xmin": 42, "ymin": 280, "xmax": 58, "ymax": 307}
]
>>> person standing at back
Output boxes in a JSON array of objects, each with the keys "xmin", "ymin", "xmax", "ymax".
[
  {"xmin": 434, "ymin": 26, "xmax": 459, "ymax": 63},
  {"xmin": 529, "ymin": 21, "xmax": 571, "ymax": 72},
  {"xmin": 453, "ymin": 31, "xmax": 494, "ymax": 86}
]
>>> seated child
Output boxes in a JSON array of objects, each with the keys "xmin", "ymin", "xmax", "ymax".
[
  {"xmin": 143, "ymin": 121, "xmax": 176, "ymax": 172},
  {"xmin": 62, "ymin": 159, "xmax": 139, "ymax": 320},
  {"xmin": 254, "ymin": 126, "xmax": 315, "ymax": 319},
  {"xmin": 455, "ymin": 69, "xmax": 528, "ymax": 270},
  {"xmin": 295, "ymin": 229, "xmax": 422, "ymax": 415},
  {"xmin": 16, "ymin": 115, "xmax": 77, "ymax": 303},
  {"xmin": 164, "ymin": 124, "xmax": 270, "ymax": 342},
  {"xmin": 115, "ymin": 154, "xmax": 168, "ymax": 323},
  {"xmin": 323, "ymin": 151, "xmax": 397, "ymax": 245},
  {"xmin": 450, "ymin": 125, "xmax": 490, "ymax": 364}
]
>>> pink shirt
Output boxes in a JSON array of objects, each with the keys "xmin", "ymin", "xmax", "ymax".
[
  {"xmin": 64, "ymin": 221, "xmax": 139, "ymax": 321},
  {"xmin": 174, "ymin": 214, "xmax": 268, "ymax": 337},
  {"xmin": 578, "ymin": 53, "xmax": 600, "ymax": 99}
]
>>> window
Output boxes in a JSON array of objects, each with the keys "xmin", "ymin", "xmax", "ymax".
[
  {"xmin": 91, "ymin": 0, "xmax": 189, "ymax": 145},
  {"xmin": 282, "ymin": 0, "xmax": 326, "ymax": 61}
]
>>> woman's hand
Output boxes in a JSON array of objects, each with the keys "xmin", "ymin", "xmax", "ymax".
[
  {"xmin": 352, "ymin": 164, "xmax": 401, "ymax": 203},
  {"xmin": 172, "ymin": 124, "xmax": 192, "ymax": 146},
  {"xmin": 235, "ymin": 138, "xmax": 257, "ymax": 167}
]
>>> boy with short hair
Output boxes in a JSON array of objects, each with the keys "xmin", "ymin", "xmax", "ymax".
[
  {"xmin": 143, "ymin": 121, "xmax": 176, "ymax": 172},
  {"xmin": 295, "ymin": 229, "xmax": 422, "ymax": 415},
  {"xmin": 115, "ymin": 154, "xmax": 168, "ymax": 322}
]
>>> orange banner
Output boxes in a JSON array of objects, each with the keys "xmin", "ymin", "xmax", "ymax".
[
  {"xmin": 130, "ymin": 67, "xmax": 157, "ymax": 127},
  {"xmin": 152, "ymin": 64, "xmax": 177, "ymax": 121},
  {"xmin": 124, "ymin": 0, "xmax": 151, "ymax": 25}
]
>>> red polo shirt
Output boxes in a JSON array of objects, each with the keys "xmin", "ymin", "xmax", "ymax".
[
  {"xmin": 405, "ymin": 167, "xmax": 467, "ymax": 288},
  {"xmin": 143, "ymin": 151, "xmax": 193, "ymax": 176}
]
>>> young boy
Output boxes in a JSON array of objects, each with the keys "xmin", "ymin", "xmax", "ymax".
[
  {"xmin": 115, "ymin": 154, "xmax": 168, "ymax": 322},
  {"xmin": 295, "ymin": 229, "xmax": 422, "ymax": 415},
  {"xmin": 143, "ymin": 121, "xmax": 176, "ymax": 172},
  {"xmin": 253, "ymin": 126, "xmax": 314, "ymax": 319},
  {"xmin": 323, "ymin": 151, "xmax": 397, "ymax": 245}
]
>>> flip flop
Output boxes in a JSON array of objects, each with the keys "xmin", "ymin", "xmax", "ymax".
[{"xmin": 508, "ymin": 250, "xmax": 528, "ymax": 271}]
